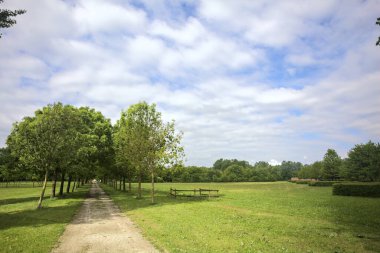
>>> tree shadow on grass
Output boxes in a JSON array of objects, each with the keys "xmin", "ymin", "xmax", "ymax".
[
  {"xmin": 0, "ymin": 196, "xmax": 41, "ymax": 205},
  {"xmin": 0, "ymin": 201, "xmax": 83, "ymax": 231},
  {"xmin": 0, "ymin": 186, "xmax": 90, "ymax": 230},
  {"xmin": 0, "ymin": 187, "xmax": 89, "ymax": 206}
]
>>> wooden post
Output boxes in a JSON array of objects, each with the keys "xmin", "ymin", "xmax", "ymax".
[{"xmin": 174, "ymin": 188, "xmax": 177, "ymax": 198}]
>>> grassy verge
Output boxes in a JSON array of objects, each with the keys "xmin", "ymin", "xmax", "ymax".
[
  {"xmin": 0, "ymin": 182, "xmax": 89, "ymax": 253},
  {"xmin": 102, "ymin": 182, "xmax": 380, "ymax": 253}
]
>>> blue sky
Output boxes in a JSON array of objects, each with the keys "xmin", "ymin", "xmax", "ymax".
[{"xmin": 1, "ymin": 0, "xmax": 379, "ymax": 166}]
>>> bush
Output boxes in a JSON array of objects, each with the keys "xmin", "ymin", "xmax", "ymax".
[
  {"xmin": 333, "ymin": 182, "xmax": 380, "ymax": 197},
  {"xmin": 309, "ymin": 181, "xmax": 339, "ymax": 187}
]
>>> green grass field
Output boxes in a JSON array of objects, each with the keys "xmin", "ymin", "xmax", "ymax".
[
  {"xmin": 0, "ymin": 183, "xmax": 89, "ymax": 253},
  {"xmin": 102, "ymin": 182, "xmax": 380, "ymax": 253}
]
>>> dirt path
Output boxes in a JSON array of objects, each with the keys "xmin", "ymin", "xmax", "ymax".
[{"xmin": 52, "ymin": 183, "xmax": 159, "ymax": 253}]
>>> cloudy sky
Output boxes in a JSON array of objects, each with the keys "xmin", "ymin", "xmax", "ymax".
[{"xmin": 1, "ymin": 0, "xmax": 379, "ymax": 166}]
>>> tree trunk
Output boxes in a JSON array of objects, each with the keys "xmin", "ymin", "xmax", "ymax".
[
  {"xmin": 59, "ymin": 171, "xmax": 65, "ymax": 196},
  {"xmin": 51, "ymin": 169, "xmax": 57, "ymax": 199},
  {"xmin": 151, "ymin": 168, "xmax": 155, "ymax": 204},
  {"xmin": 128, "ymin": 180, "xmax": 131, "ymax": 192},
  {"xmin": 119, "ymin": 179, "xmax": 122, "ymax": 190},
  {"xmin": 37, "ymin": 170, "xmax": 48, "ymax": 209},
  {"xmin": 137, "ymin": 173, "xmax": 142, "ymax": 199},
  {"xmin": 66, "ymin": 175, "xmax": 72, "ymax": 193},
  {"xmin": 72, "ymin": 178, "xmax": 76, "ymax": 192},
  {"xmin": 123, "ymin": 176, "xmax": 126, "ymax": 191}
]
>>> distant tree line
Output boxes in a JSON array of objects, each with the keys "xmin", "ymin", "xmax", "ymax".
[{"xmin": 160, "ymin": 142, "xmax": 380, "ymax": 183}]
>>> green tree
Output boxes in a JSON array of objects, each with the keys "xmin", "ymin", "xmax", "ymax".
[
  {"xmin": 280, "ymin": 161, "xmax": 302, "ymax": 180},
  {"xmin": 76, "ymin": 107, "xmax": 114, "ymax": 187},
  {"xmin": 346, "ymin": 141, "xmax": 380, "ymax": 181},
  {"xmin": 0, "ymin": 0, "xmax": 26, "ymax": 38},
  {"xmin": 7, "ymin": 103, "xmax": 81, "ymax": 208},
  {"xmin": 298, "ymin": 161, "xmax": 322, "ymax": 179},
  {"xmin": 0, "ymin": 147, "xmax": 13, "ymax": 184},
  {"xmin": 113, "ymin": 115, "xmax": 135, "ymax": 192},
  {"xmin": 322, "ymin": 149, "xmax": 341, "ymax": 180},
  {"xmin": 117, "ymin": 102, "xmax": 184, "ymax": 203},
  {"xmin": 221, "ymin": 164, "xmax": 246, "ymax": 182}
]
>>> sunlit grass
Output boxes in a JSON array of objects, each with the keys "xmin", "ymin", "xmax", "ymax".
[{"xmin": 103, "ymin": 182, "xmax": 380, "ymax": 253}]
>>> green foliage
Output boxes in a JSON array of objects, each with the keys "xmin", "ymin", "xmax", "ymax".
[
  {"xmin": 0, "ymin": 0, "xmax": 26, "ymax": 38},
  {"xmin": 5, "ymin": 103, "xmax": 112, "ymax": 207},
  {"xmin": 7, "ymin": 103, "xmax": 80, "ymax": 176},
  {"xmin": 213, "ymin": 158, "xmax": 249, "ymax": 171},
  {"xmin": 76, "ymin": 107, "xmax": 114, "ymax": 181},
  {"xmin": 221, "ymin": 164, "xmax": 247, "ymax": 182},
  {"xmin": 114, "ymin": 102, "xmax": 184, "ymax": 200},
  {"xmin": 333, "ymin": 182, "xmax": 380, "ymax": 197},
  {"xmin": 103, "ymin": 182, "xmax": 380, "ymax": 252},
  {"xmin": 322, "ymin": 149, "xmax": 341, "ymax": 180},
  {"xmin": 346, "ymin": 141, "xmax": 380, "ymax": 181},
  {"xmin": 297, "ymin": 161, "xmax": 322, "ymax": 179},
  {"xmin": 280, "ymin": 161, "xmax": 303, "ymax": 180},
  {"xmin": 308, "ymin": 181, "xmax": 339, "ymax": 187}
]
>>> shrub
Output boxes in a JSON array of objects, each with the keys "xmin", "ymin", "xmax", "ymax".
[
  {"xmin": 309, "ymin": 181, "xmax": 339, "ymax": 187},
  {"xmin": 333, "ymin": 182, "xmax": 380, "ymax": 197}
]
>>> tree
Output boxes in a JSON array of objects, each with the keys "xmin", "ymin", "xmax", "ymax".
[
  {"xmin": 118, "ymin": 102, "xmax": 184, "ymax": 203},
  {"xmin": 321, "ymin": 149, "xmax": 341, "ymax": 180},
  {"xmin": 376, "ymin": 17, "xmax": 380, "ymax": 46},
  {"xmin": 346, "ymin": 141, "xmax": 380, "ymax": 181},
  {"xmin": 280, "ymin": 161, "xmax": 302, "ymax": 180},
  {"xmin": 7, "ymin": 103, "xmax": 81, "ymax": 208},
  {"xmin": 114, "ymin": 114, "xmax": 135, "ymax": 192},
  {"xmin": 298, "ymin": 161, "xmax": 322, "ymax": 179},
  {"xmin": 221, "ymin": 164, "xmax": 246, "ymax": 182},
  {"xmin": 76, "ymin": 107, "xmax": 113, "ymax": 188},
  {"xmin": 0, "ymin": 0, "xmax": 26, "ymax": 38}
]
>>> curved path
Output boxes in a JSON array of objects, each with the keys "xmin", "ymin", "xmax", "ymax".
[{"xmin": 52, "ymin": 183, "xmax": 158, "ymax": 253}]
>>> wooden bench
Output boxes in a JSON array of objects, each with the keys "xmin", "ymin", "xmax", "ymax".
[{"xmin": 169, "ymin": 188, "xmax": 219, "ymax": 198}]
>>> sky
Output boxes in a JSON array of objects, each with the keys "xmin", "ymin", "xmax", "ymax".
[{"xmin": 0, "ymin": 0, "xmax": 379, "ymax": 167}]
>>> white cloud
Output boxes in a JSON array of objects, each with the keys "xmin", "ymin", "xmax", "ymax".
[
  {"xmin": 73, "ymin": 0, "xmax": 147, "ymax": 34},
  {"xmin": 0, "ymin": 0, "xmax": 379, "ymax": 167}
]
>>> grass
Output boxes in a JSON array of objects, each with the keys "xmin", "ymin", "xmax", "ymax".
[
  {"xmin": 0, "ymin": 182, "xmax": 89, "ymax": 253},
  {"xmin": 102, "ymin": 182, "xmax": 380, "ymax": 253}
]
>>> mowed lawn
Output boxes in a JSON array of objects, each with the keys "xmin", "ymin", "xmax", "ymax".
[
  {"xmin": 0, "ymin": 183, "xmax": 89, "ymax": 253},
  {"xmin": 103, "ymin": 182, "xmax": 380, "ymax": 253}
]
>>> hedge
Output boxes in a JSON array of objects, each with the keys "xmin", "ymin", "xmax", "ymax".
[
  {"xmin": 308, "ymin": 181, "xmax": 339, "ymax": 187},
  {"xmin": 333, "ymin": 182, "xmax": 380, "ymax": 197}
]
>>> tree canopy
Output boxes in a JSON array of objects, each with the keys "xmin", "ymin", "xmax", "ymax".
[
  {"xmin": 0, "ymin": 0, "xmax": 26, "ymax": 38},
  {"xmin": 114, "ymin": 102, "xmax": 184, "ymax": 203}
]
